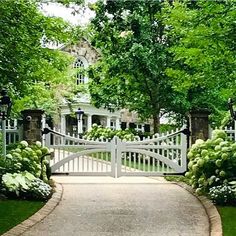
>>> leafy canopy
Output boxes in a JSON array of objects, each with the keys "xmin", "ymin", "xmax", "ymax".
[
  {"xmin": 88, "ymin": 0, "xmax": 186, "ymax": 132},
  {"xmin": 165, "ymin": 0, "xmax": 236, "ymax": 124},
  {"xmin": 0, "ymin": 0, "xmax": 80, "ymax": 116}
]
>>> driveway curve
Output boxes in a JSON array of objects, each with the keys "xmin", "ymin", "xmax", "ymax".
[{"xmin": 22, "ymin": 176, "xmax": 209, "ymax": 236}]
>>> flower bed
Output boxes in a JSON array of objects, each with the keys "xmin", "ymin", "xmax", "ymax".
[
  {"xmin": 0, "ymin": 140, "xmax": 53, "ymax": 201},
  {"xmin": 185, "ymin": 129, "xmax": 236, "ymax": 205}
]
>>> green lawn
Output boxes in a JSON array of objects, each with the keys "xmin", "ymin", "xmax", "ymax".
[
  {"xmin": 0, "ymin": 199, "xmax": 44, "ymax": 234},
  {"xmin": 90, "ymin": 152, "xmax": 170, "ymax": 172},
  {"xmin": 218, "ymin": 206, "xmax": 236, "ymax": 236}
]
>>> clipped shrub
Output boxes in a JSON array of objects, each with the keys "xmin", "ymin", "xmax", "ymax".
[{"xmin": 185, "ymin": 129, "xmax": 236, "ymax": 195}]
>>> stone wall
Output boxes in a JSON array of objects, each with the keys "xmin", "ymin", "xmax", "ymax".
[{"xmin": 62, "ymin": 38, "xmax": 99, "ymax": 65}]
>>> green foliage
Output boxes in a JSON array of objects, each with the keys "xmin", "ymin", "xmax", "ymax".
[
  {"xmin": 165, "ymin": 0, "xmax": 236, "ymax": 125},
  {"xmin": 88, "ymin": 0, "xmax": 187, "ymax": 133},
  {"xmin": 0, "ymin": 0, "xmax": 79, "ymax": 116},
  {"xmin": 84, "ymin": 124, "xmax": 137, "ymax": 141},
  {"xmin": 159, "ymin": 124, "xmax": 179, "ymax": 134},
  {"xmin": 1, "ymin": 171, "xmax": 35, "ymax": 196},
  {"xmin": 209, "ymin": 184, "xmax": 236, "ymax": 205},
  {"xmin": 0, "ymin": 140, "xmax": 52, "ymax": 200},
  {"xmin": 24, "ymin": 178, "xmax": 52, "ymax": 200},
  {"xmin": 185, "ymin": 130, "xmax": 236, "ymax": 201},
  {"xmin": 87, "ymin": 0, "xmax": 236, "ymax": 129},
  {"xmin": 0, "ymin": 133, "xmax": 2, "ymax": 154},
  {"xmin": 1, "ymin": 172, "xmax": 52, "ymax": 200},
  {"xmin": 1, "ymin": 140, "xmax": 50, "ymax": 182}
]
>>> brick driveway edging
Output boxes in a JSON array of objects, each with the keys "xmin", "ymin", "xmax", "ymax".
[
  {"xmin": 175, "ymin": 182, "xmax": 222, "ymax": 236},
  {"xmin": 2, "ymin": 183, "xmax": 63, "ymax": 236}
]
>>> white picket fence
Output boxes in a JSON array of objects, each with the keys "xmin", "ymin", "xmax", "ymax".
[
  {"xmin": 1, "ymin": 118, "xmax": 236, "ymax": 148},
  {"xmin": 223, "ymin": 120, "xmax": 236, "ymax": 142},
  {"xmin": 209, "ymin": 120, "xmax": 236, "ymax": 142},
  {"xmin": 0, "ymin": 119, "xmax": 21, "ymax": 145}
]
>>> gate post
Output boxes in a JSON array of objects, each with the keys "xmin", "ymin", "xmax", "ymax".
[
  {"xmin": 21, "ymin": 109, "xmax": 44, "ymax": 144},
  {"xmin": 110, "ymin": 137, "xmax": 117, "ymax": 178},
  {"xmin": 116, "ymin": 137, "xmax": 123, "ymax": 178},
  {"xmin": 189, "ymin": 109, "xmax": 210, "ymax": 146}
]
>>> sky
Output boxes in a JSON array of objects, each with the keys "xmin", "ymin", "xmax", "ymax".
[{"xmin": 41, "ymin": 2, "xmax": 96, "ymax": 26}]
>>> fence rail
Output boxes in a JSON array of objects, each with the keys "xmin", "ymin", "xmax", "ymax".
[
  {"xmin": 0, "ymin": 119, "xmax": 21, "ymax": 145},
  {"xmin": 223, "ymin": 120, "xmax": 236, "ymax": 142}
]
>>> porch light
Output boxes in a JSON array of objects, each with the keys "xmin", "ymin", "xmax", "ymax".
[
  {"xmin": 75, "ymin": 107, "xmax": 84, "ymax": 136},
  {"xmin": 228, "ymin": 98, "xmax": 236, "ymax": 120},
  {"xmin": 76, "ymin": 107, "xmax": 84, "ymax": 121}
]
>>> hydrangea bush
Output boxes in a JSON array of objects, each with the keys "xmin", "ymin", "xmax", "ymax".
[
  {"xmin": 83, "ymin": 124, "xmax": 137, "ymax": 141},
  {"xmin": 0, "ymin": 141, "xmax": 53, "ymax": 200},
  {"xmin": 2, "ymin": 140, "xmax": 51, "ymax": 183},
  {"xmin": 185, "ymin": 129, "xmax": 236, "ymax": 204}
]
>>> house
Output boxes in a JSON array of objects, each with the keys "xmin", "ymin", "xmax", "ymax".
[{"xmin": 58, "ymin": 39, "xmax": 152, "ymax": 135}]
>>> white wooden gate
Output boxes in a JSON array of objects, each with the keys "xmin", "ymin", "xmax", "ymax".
[{"xmin": 45, "ymin": 128, "xmax": 187, "ymax": 177}]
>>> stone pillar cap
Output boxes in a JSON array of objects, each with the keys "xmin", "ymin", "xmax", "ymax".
[
  {"xmin": 189, "ymin": 109, "xmax": 211, "ymax": 116},
  {"xmin": 21, "ymin": 109, "xmax": 44, "ymax": 115}
]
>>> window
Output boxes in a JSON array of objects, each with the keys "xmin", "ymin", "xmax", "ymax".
[{"xmin": 74, "ymin": 58, "xmax": 85, "ymax": 85}]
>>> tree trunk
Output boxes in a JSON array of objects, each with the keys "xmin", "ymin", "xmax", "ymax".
[{"xmin": 153, "ymin": 113, "xmax": 160, "ymax": 134}]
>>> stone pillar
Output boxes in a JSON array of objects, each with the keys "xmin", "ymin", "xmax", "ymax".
[
  {"xmin": 116, "ymin": 117, "xmax": 120, "ymax": 130},
  {"xmin": 21, "ymin": 109, "xmax": 44, "ymax": 144},
  {"xmin": 106, "ymin": 116, "xmax": 111, "ymax": 128},
  {"xmin": 87, "ymin": 114, "xmax": 92, "ymax": 130},
  {"xmin": 189, "ymin": 109, "xmax": 210, "ymax": 146}
]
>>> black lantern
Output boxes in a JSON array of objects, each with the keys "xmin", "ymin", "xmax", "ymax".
[
  {"xmin": 75, "ymin": 107, "xmax": 84, "ymax": 121},
  {"xmin": 75, "ymin": 107, "xmax": 84, "ymax": 136},
  {"xmin": 228, "ymin": 98, "xmax": 236, "ymax": 120},
  {"xmin": 0, "ymin": 89, "xmax": 12, "ymax": 120}
]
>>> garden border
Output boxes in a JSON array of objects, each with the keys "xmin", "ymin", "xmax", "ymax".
[
  {"xmin": 175, "ymin": 182, "xmax": 222, "ymax": 236},
  {"xmin": 2, "ymin": 183, "xmax": 63, "ymax": 236}
]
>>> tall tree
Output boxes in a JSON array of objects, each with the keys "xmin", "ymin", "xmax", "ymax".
[
  {"xmin": 0, "ymin": 0, "xmax": 79, "ymax": 116},
  {"xmin": 165, "ymin": 0, "xmax": 236, "ymax": 124},
  {"xmin": 88, "ymin": 0, "xmax": 186, "ymax": 133}
]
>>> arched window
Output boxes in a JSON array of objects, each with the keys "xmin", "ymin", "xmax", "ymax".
[{"xmin": 74, "ymin": 58, "xmax": 85, "ymax": 85}]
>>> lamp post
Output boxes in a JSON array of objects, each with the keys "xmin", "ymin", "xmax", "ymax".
[
  {"xmin": 0, "ymin": 89, "xmax": 12, "ymax": 157},
  {"xmin": 75, "ymin": 107, "xmax": 84, "ymax": 137},
  {"xmin": 228, "ymin": 98, "xmax": 236, "ymax": 120}
]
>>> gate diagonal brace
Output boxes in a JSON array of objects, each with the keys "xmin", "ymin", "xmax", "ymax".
[
  {"xmin": 42, "ymin": 127, "xmax": 65, "ymax": 136},
  {"xmin": 168, "ymin": 128, "xmax": 191, "ymax": 137}
]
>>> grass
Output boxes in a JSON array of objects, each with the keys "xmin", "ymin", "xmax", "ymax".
[
  {"xmin": 164, "ymin": 175, "xmax": 190, "ymax": 184},
  {"xmin": 90, "ymin": 152, "xmax": 170, "ymax": 172},
  {"xmin": 218, "ymin": 206, "xmax": 236, "ymax": 236},
  {"xmin": 0, "ymin": 199, "xmax": 44, "ymax": 234},
  {"xmin": 61, "ymin": 147, "xmax": 173, "ymax": 172}
]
